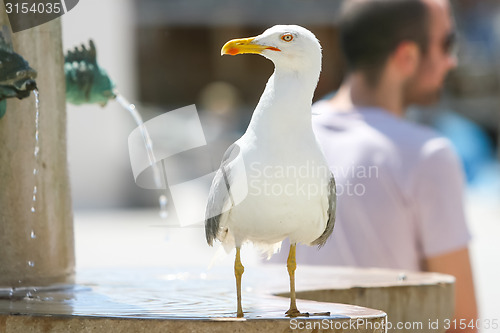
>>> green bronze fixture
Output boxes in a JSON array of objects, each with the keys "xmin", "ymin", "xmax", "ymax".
[
  {"xmin": 65, "ymin": 39, "xmax": 116, "ymax": 106},
  {"xmin": 0, "ymin": 26, "xmax": 37, "ymax": 118}
]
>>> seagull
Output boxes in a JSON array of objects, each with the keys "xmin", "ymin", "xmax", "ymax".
[{"xmin": 205, "ymin": 25, "xmax": 336, "ymax": 318}]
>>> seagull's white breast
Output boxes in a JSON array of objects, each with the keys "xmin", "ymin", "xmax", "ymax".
[{"xmin": 221, "ymin": 129, "xmax": 331, "ymax": 248}]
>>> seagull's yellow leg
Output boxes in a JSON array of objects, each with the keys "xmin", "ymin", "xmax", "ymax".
[
  {"xmin": 235, "ymin": 247, "xmax": 245, "ymax": 318},
  {"xmin": 285, "ymin": 244, "xmax": 330, "ymax": 318},
  {"xmin": 285, "ymin": 243, "xmax": 307, "ymax": 317}
]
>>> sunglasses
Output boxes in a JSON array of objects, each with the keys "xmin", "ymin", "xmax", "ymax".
[{"xmin": 442, "ymin": 31, "xmax": 457, "ymax": 56}]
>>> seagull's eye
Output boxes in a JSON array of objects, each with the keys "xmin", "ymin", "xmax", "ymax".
[{"xmin": 281, "ymin": 34, "xmax": 293, "ymax": 42}]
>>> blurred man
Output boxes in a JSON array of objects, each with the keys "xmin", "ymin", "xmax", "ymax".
[{"xmin": 271, "ymin": 0, "xmax": 477, "ymax": 331}]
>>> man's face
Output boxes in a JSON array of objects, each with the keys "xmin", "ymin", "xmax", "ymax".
[{"xmin": 404, "ymin": 0, "xmax": 457, "ymax": 106}]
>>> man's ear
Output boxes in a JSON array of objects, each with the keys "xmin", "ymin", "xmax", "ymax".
[{"xmin": 392, "ymin": 41, "xmax": 421, "ymax": 78}]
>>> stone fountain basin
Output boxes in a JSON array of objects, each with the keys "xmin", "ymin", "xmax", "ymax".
[
  {"xmin": 0, "ymin": 264, "xmax": 455, "ymax": 333},
  {"xmin": 0, "ymin": 266, "xmax": 387, "ymax": 333}
]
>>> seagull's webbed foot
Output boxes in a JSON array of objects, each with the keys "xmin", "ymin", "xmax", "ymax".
[
  {"xmin": 285, "ymin": 308, "xmax": 331, "ymax": 317},
  {"xmin": 285, "ymin": 307, "xmax": 309, "ymax": 317}
]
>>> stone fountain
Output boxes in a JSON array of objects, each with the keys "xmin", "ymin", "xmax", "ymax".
[{"xmin": 0, "ymin": 1, "xmax": 74, "ymax": 289}]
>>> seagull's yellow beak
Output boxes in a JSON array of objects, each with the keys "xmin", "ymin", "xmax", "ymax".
[{"xmin": 221, "ymin": 37, "xmax": 281, "ymax": 56}]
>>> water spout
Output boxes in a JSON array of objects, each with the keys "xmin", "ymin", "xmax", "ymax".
[
  {"xmin": 65, "ymin": 40, "xmax": 169, "ymax": 217},
  {"xmin": 64, "ymin": 39, "xmax": 115, "ymax": 106},
  {"xmin": 0, "ymin": 26, "xmax": 38, "ymax": 118}
]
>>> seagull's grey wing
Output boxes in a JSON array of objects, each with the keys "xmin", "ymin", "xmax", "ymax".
[
  {"xmin": 312, "ymin": 174, "xmax": 336, "ymax": 247},
  {"xmin": 205, "ymin": 144, "xmax": 240, "ymax": 246}
]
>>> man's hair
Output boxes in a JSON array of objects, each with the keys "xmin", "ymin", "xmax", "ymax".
[{"xmin": 338, "ymin": 0, "xmax": 430, "ymax": 85}]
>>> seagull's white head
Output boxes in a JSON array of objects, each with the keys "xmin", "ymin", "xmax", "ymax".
[{"xmin": 221, "ymin": 25, "xmax": 322, "ymax": 75}]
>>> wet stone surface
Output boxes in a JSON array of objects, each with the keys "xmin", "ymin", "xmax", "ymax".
[{"xmin": 0, "ymin": 266, "xmax": 384, "ymax": 321}]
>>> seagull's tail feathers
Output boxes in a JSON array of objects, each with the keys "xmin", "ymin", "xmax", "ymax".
[
  {"xmin": 253, "ymin": 240, "xmax": 282, "ymax": 260},
  {"xmin": 205, "ymin": 215, "xmax": 220, "ymax": 246}
]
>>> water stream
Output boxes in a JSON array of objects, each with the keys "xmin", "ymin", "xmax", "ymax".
[
  {"xmin": 31, "ymin": 89, "xmax": 40, "ymax": 216},
  {"xmin": 114, "ymin": 92, "xmax": 168, "ymax": 218},
  {"xmin": 27, "ymin": 90, "xmax": 41, "ymax": 270}
]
